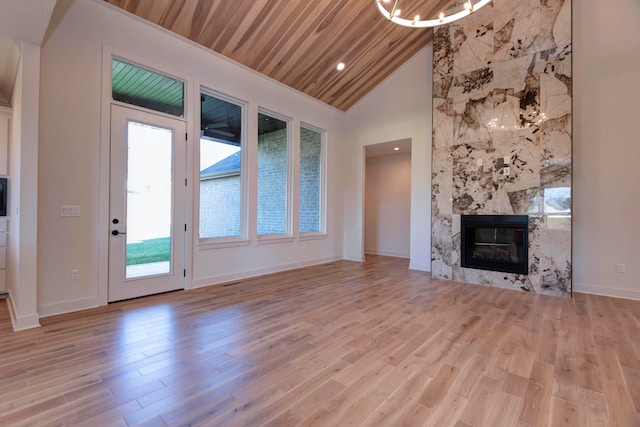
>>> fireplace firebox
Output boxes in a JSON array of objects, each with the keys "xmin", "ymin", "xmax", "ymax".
[{"xmin": 461, "ymin": 215, "xmax": 529, "ymax": 275}]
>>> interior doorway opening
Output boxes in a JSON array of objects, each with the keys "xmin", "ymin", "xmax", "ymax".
[{"xmin": 364, "ymin": 139, "xmax": 412, "ymax": 259}]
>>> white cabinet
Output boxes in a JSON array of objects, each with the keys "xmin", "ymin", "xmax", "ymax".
[
  {"xmin": 0, "ymin": 107, "xmax": 9, "ymax": 176},
  {"xmin": 0, "ymin": 107, "xmax": 9, "ymax": 293},
  {"xmin": 0, "ymin": 106, "xmax": 9, "ymax": 176},
  {"xmin": 0, "ymin": 217, "xmax": 6, "ymax": 292}
]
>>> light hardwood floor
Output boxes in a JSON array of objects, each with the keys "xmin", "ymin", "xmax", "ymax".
[{"xmin": 0, "ymin": 256, "xmax": 638, "ymax": 426}]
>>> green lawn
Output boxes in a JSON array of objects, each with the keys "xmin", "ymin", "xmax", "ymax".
[{"xmin": 126, "ymin": 237, "xmax": 171, "ymax": 266}]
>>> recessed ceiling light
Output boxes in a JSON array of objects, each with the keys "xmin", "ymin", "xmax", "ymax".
[
  {"xmin": 336, "ymin": 62, "xmax": 345, "ymax": 71},
  {"xmin": 394, "ymin": 147, "xmax": 400, "ymax": 151}
]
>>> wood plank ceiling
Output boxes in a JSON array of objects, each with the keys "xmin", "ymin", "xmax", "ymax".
[{"xmin": 103, "ymin": 0, "xmax": 456, "ymax": 111}]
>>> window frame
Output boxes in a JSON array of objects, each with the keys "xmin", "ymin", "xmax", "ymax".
[
  {"xmin": 298, "ymin": 122, "xmax": 327, "ymax": 238},
  {"xmin": 197, "ymin": 87, "xmax": 250, "ymax": 248},
  {"xmin": 256, "ymin": 108, "xmax": 293, "ymax": 242}
]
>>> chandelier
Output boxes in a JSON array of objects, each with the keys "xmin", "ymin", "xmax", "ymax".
[{"xmin": 375, "ymin": 0, "xmax": 491, "ymax": 28}]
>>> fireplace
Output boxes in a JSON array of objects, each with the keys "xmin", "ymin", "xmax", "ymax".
[{"xmin": 461, "ymin": 215, "xmax": 529, "ymax": 275}]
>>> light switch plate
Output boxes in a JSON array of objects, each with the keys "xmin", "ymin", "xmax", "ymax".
[{"xmin": 61, "ymin": 206, "xmax": 80, "ymax": 217}]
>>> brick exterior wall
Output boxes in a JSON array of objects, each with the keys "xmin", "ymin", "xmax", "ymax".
[
  {"xmin": 299, "ymin": 127, "xmax": 322, "ymax": 233},
  {"xmin": 199, "ymin": 174, "xmax": 241, "ymax": 238},
  {"xmin": 257, "ymin": 128, "xmax": 287, "ymax": 235}
]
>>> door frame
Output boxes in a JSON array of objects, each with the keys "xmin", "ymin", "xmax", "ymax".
[{"xmin": 98, "ymin": 47, "xmax": 194, "ymax": 307}]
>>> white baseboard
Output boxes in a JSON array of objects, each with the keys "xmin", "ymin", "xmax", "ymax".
[
  {"xmin": 6, "ymin": 292, "xmax": 41, "ymax": 331},
  {"xmin": 192, "ymin": 255, "xmax": 342, "ymax": 288},
  {"xmin": 364, "ymin": 249, "xmax": 410, "ymax": 259},
  {"xmin": 409, "ymin": 262, "xmax": 430, "ymax": 272},
  {"xmin": 38, "ymin": 296, "xmax": 101, "ymax": 318},
  {"xmin": 343, "ymin": 254, "xmax": 365, "ymax": 262},
  {"xmin": 573, "ymin": 283, "xmax": 640, "ymax": 301}
]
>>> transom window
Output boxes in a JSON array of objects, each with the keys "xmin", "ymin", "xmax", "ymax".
[{"xmin": 111, "ymin": 58, "xmax": 184, "ymax": 117}]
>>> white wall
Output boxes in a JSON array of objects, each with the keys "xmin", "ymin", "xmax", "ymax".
[
  {"xmin": 572, "ymin": 0, "xmax": 640, "ymax": 300},
  {"xmin": 37, "ymin": 0, "xmax": 344, "ymax": 316},
  {"xmin": 343, "ymin": 46, "xmax": 432, "ymax": 271},
  {"xmin": 7, "ymin": 41, "xmax": 41, "ymax": 330},
  {"xmin": 365, "ymin": 153, "xmax": 411, "ymax": 258}
]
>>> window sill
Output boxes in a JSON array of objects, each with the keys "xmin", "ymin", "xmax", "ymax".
[
  {"xmin": 256, "ymin": 235, "xmax": 295, "ymax": 245},
  {"xmin": 197, "ymin": 239, "xmax": 252, "ymax": 250},
  {"xmin": 298, "ymin": 233, "xmax": 328, "ymax": 241}
]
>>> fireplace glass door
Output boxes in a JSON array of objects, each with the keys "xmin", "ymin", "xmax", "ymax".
[{"xmin": 461, "ymin": 215, "xmax": 528, "ymax": 275}]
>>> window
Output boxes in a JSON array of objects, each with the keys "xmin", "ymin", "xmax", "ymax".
[
  {"xmin": 112, "ymin": 58, "xmax": 184, "ymax": 117},
  {"xmin": 199, "ymin": 91, "xmax": 244, "ymax": 239},
  {"xmin": 299, "ymin": 125, "xmax": 325, "ymax": 233},
  {"xmin": 257, "ymin": 112, "xmax": 290, "ymax": 235}
]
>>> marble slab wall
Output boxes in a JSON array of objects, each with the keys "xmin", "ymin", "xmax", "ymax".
[{"xmin": 431, "ymin": 0, "xmax": 572, "ymax": 296}]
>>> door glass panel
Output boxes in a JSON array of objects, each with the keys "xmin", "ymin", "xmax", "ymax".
[{"xmin": 126, "ymin": 121, "xmax": 173, "ymax": 279}]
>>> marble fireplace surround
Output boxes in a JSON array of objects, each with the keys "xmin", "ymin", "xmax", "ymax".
[{"xmin": 431, "ymin": 0, "xmax": 572, "ymax": 297}]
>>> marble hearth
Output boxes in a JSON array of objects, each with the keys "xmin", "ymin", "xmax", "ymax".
[{"xmin": 431, "ymin": 0, "xmax": 572, "ymax": 296}]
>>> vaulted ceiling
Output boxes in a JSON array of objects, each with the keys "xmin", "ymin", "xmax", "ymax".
[{"xmin": 103, "ymin": 0, "xmax": 456, "ymax": 111}]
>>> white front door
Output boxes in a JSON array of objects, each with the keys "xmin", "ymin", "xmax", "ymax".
[{"xmin": 109, "ymin": 105, "xmax": 186, "ymax": 302}]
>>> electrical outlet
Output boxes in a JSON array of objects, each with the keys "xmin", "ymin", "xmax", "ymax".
[
  {"xmin": 71, "ymin": 269, "xmax": 80, "ymax": 281},
  {"xmin": 616, "ymin": 264, "xmax": 626, "ymax": 273}
]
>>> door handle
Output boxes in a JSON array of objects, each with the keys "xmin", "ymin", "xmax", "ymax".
[{"xmin": 111, "ymin": 230, "xmax": 126, "ymax": 236}]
